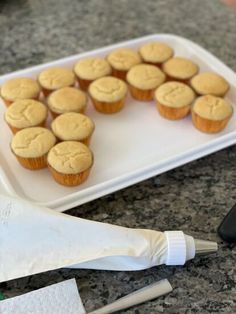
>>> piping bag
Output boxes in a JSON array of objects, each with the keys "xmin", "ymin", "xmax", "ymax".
[{"xmin": 0, "ymin": 194, "xmax": 217, "ymax": 283}]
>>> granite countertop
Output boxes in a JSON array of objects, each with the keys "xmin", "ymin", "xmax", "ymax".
[{"xmin": 0, "ymin": 0, "xmax": 236, "ymax": 313}]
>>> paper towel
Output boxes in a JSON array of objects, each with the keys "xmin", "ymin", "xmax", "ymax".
[{"xmin": 0, "ymin": 279, "xmax": 86, "ymax": 314}]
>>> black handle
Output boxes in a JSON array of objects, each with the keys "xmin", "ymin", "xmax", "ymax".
[{"xmin": 218, "ymin": 203, "xmax": 236, "ymax": 243}]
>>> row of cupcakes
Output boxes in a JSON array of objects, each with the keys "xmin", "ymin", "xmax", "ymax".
[
  {"xmin": 89, "ymin": 76, "xmax": 233, "ymax": 133},
  {"xmin": 0, "ymin": 41, "xmax": 230, "ymax": 105},
  {"xmin": 1, "ymin": 63, "xmax": 231, "ymax": 120},
  {"xmin": 11, "ymin": 127, "xmax": 93, "ymax": 187}
]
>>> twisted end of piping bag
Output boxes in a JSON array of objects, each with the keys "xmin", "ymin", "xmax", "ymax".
[{"xmin": 164, "ymin": 231, "xmax": 218, "ymax": 265}]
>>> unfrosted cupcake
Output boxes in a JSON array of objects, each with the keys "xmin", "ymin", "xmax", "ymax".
[
  {"xmin": 190, "ymin": 72, "xmax": 230, "ymax": 97},
  {"xmin": 139, "ymin": 42, "xmax": 174, "ymax": 67},
  {"xmin": 51, "ymin": 112, "xmax": 95, "ymax": 145},
  {"xmin": 107, "ymin": 48, "xmax": 141, "ymax": 80},
  {"xmin": 127, "ymin": 64, "xmax": 166, "ymax": 101},
  {"xmin": 89, "ymin": 76, "xmax": 128, "ymax": 114},
  {"xmin": 11, "ymin": 127, "xmax": 56, "ymax": 170},
  {"xmin": 0, "ymin": 77, "xmax": 41, "ymax": 107},
  {"xmin": 192, "ymin": 95, "xmax": 233, "ymax": 133},
  {"xmin": 47, "ymin": 141, "xmax": 93, "ymax": 186},
  {"xmin": 38, "ymin": 67, "xmax": 75, "ymax": 97},
  {"xmin": 155, "ymin": 81, "xmax": 195, "ymax": 120},
  {"xmin": 47, "ymin": 87, "xmax": 87, "ymax": 118},
  {"xmin": 5, "ymin": 99, "xmax": 48, "ymax": 134},
  {"xmin": 162, "ymin": 57, "xmax": 199, "ymax": 82},
  {"xmin": 74, "ymin": 57, "xmax": 111, "ymax": 91}
]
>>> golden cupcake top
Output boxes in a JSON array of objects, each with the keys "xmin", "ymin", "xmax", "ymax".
[
  {"xmin": 47, "ymin": 141, "xmax": 93, "ymax": 174},
  {"xmin": 190, "ymin": 72, "xmax": 229, "ymax": 96},
  {"xmin": 192, "ymin": 95, "xmax": 233, "ymax": 121},
  {"xmin": 48, "ymin": 87, "xmax": 87, "ymax": 114},
  {"xmin": 11, "ymin": 127, "xmax": 56, "ymax": 158},
  {"xmin": 155, "ymin": 81, "xmax": 195, "ymax": 108},
  {"xmin": 162, "ymin": 57, "xmax": 199, "ymax": 79},
  {"xmin": 5, "ymin": 99, "xmax": 47, "ymax": 128},
  {"xmin": 51, "ymin": 112, "xmax": 95, "ymax": 141},
  {"xmin": 107, "ymin": 48, "xmax": 141, "ymax": 71},
  {"xmin": 74, "ymin": 57, "xmax": 111, "ymax": 80},
  {"xmin": 89, "ymin": 76, "xmax": 127, "ymax": 102},
  {"xmin": 127, "ymin": 64, "xmax": 166, "ymax": 90},
  {"xmin": 38, "ymin": 67, "xmax": 75, "ymax": 90},
  {"xmin": 1, "ymin": 77, "xmax": 41, "ymax": 102},
  {"xmin": 139, "ymin": 42, "xmax": 173, "ymax": 63}
]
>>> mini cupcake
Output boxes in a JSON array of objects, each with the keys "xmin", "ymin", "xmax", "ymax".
[
  {"xmin": 192, "ymin": 95, "xmax": 233, "ymax": 133},
  {"xmin": 162, "ymin": 57, "xmax": 199, "ymax": 83},
  {"xmin": 127, "ymin": 64, "xmax": 166, "ymax": 101},
  {"xmin": 0, "ymin": 77, "xmax": 41, "ymax": 107},
  {"xmin": 107, "ymin": 48, "xmax": 141, "ymax": 80},
  {"xmin": 74, "ymin": 57, "xmax": 112, "ymax": 91},
  {"xmin": 139, "ymin": 42, "xmax": 174, "ymax": 67},
  {"xmin": 89, "ymin": 76, "xmax": 128, "ymax": 114},
  {"xmin": 190, "ymin": 72, "xmax": 230, "ymax": 97},
  {"xmin": 47, "ymin": 141, "xmax": 93, "ymax": 186},
  {"xmin": 51, "ymin": 112, "xmax": 95, "ymax": 145},
  {"xmin": 155, "ymin": 81, "xmax": 195, "ymax": 120},
  {"xmin": 38, "ymin": 67, "xmax": 75, "ymax": 97},
  {"xmin": 47, "ymin": 87, "xmax": 87, "ymax": 118},
  {"xmin": 11, "ymin": 127, "xmax": 56, "ymax": 170},
  {"xmin": 5, "ymin": 99, "xmax": 48, "ymax": 134}
]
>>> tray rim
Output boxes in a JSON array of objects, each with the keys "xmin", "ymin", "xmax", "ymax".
[{"xmin": 1, "ymin": 33, "xmax": 236, "ymax": 211}]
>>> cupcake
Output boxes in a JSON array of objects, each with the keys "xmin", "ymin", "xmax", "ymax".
[
  {"xmin": 47, "ymin": 87, "xmax": 87, "ymax": 118},
  {"xmin": 74, "ymin": 57, "xmax": 112, "ymax": 91},
  {"xmin": 155, "ymin": 81, "xmax": 195, "ymax": 120},
  {"xmin": 139, "ymin": 42, "xmax": 174, "ymax": 67},
  {"xmin": 5, "ymin": 99, "xmax": 48, "ymax": 134},
  {"xmin": 51, "ymin": 112, "xmax": 95, "ymax": 145},
  {"xmin": 0, "ymin": 77, "xmax": 41, "ymax": 107},
  {"xmin": 89, "ymin": 76, "xmax": 128, "ymax": 114},
  {"xmin": 127, "ymin": 64, "xmax": 166, "ymax": 101},
  {"xmin": 11, "ymin": 127, "xmax": 56, "ymax": 170},
  {"xmin": 38, "ymin": 67, "xmax": 75, "ymax": 97},
  {"xmin": 192, "ymin": 95, "xmax": 233, "ymax": 133},
  {"xmin": 162, "ymin": 57, "xmax": 199, "ymax": 83},
  {"xmin": 107, "ymin": 48, "xmax": 141, "ymax": 80},
  {"xmin": 47, "ymin": 141, "xmax": 93, "ymax": 186},
  {"xmin": 190, "ymin": 72, "xmax": 230, "ymax": 97}
]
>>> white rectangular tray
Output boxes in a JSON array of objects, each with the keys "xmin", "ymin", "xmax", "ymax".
[{"xmin": 1, "ymin": 34, "xmax": 236, "ymax": 212}]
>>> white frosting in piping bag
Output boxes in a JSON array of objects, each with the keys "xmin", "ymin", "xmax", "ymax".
[{"xmin": 0, "ymin": 195, "xmax": 217, "ymax": 283}]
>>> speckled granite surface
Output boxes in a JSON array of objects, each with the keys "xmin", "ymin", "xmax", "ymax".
[{"xmin": 0, "ymin": 0, "xmax": 236, "ymax": 313}]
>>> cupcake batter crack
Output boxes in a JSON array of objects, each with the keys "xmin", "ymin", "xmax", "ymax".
[
  {"xmin": 93, "ymin": 82, "xmax": 123, "ymax": 96},
  {"xmin": 43, "ymin": 74, "xmax": 65, "ymax": 87},
  {"xmin": 162, "ymin": 86, "xmax": 186, "ymax": 102},
  {"xmin": 143, "ymin": 69, "xmax": 162, "ymax": 81},
  {"xmin": 209, "ymin": 98, "xmax": 221, "ymax": 115},
  {"xmin": 13, "ymin": 131, "xmax": 45, "ymax": 150},
  {"xmin": 53, "ymin": 149, "xmax": 90, "ymax": 171},
  {"xmin": 52, "ymin": 148, "xmax": 88, "ymax": 159},
  {"xmin": 7, "ymin": 104, "xmax": 35, "ymax": 123},
  {"xmin": 111, "ymin": 55, "xmax": 137, "ymax": 68},
  {"xmin": 70, "ymin": 119, "xmax": 90, "ymax": 131},
  {"xmin": 9, "ymin": 84, "xmax": 34, "ymax": 98},
  {"xmin": 89, "ymin": 59, "xmax": 107, "ymax": 73}
]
